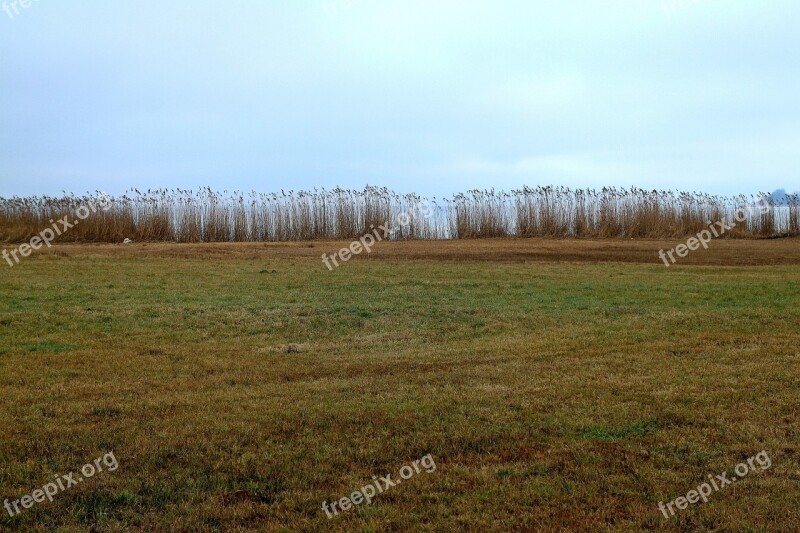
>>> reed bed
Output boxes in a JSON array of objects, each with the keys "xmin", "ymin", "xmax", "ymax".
[{"xmin": 0, "ymin": 186, "xmax": 796, "ymax": 243}]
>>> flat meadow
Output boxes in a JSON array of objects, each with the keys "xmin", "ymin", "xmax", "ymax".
[{"xmin": 1, "ymin": 239, "xmax": 799, "ymax": 531}]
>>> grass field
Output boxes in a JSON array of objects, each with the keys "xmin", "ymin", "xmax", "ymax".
[{"xmin": 1, "ymin": 240, "xmax": 799, "ymax": 531}]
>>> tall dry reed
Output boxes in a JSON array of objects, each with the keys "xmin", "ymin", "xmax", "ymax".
[{"xmin": 0, "ymin": 187, "xmax": 795, "ymax": 243}]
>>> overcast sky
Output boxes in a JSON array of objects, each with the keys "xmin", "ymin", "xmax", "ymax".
[{"xmin": 1, "ymin": 0, "xmax": 798, "ymax": 198}]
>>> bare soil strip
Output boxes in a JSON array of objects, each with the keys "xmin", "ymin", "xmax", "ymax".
[{"xmin": 39, "ymin": 238, "xmax": 800, "ymax": 266}]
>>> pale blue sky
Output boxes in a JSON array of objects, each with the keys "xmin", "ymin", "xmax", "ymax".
[{"xmin": 1, "ymin": 0, "xmax": 798, "ymax": 197}]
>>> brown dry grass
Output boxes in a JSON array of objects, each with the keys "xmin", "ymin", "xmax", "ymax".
[{"xmin": 32, "ymin": 237, "xmax": 800, "ymax": 266}]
